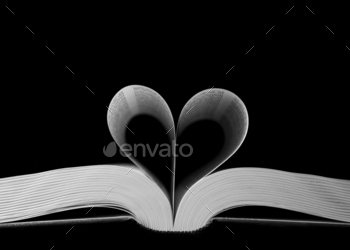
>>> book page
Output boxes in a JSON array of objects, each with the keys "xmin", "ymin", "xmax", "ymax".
[
  {"xmin": 175, "ymin": 167, "xmax": 350, "ymax": 231},
  {"xmin": 107, "ymin": 85, "xmax": 175, "ymax": 147},
  {"xmin": 107, "ymin": 85, "xmax": 175, "ymax": 206},
  {"xmin": 174, "ymin": 88, "xmax": 248, "ymax": 209},
  {"xmin": 177, "ymin": 88, "xmax": 247, "ymax": 134},
  {"xmin": 0, "ymin": 165, "xmax": 173, "ymax": 231}
]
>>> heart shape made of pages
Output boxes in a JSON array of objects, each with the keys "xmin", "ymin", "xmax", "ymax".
[{"xmin": 106, "ymin": 85, "xmax": 248, "ymax": 204}]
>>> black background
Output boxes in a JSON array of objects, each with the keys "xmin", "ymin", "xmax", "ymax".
[{"xmin": 2, "ymin": 2, "xmax": 350, "ymax": 249}]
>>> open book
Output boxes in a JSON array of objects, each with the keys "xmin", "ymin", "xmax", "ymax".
[{"xmin": 1, "ymin": 85, "xmax": 350, "ymax": 232}]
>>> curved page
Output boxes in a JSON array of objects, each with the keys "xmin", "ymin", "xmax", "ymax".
[
  {"xmin": 174, "ymin": 88, "xmax": 248, "ymax": 211},
  {"xmin": 107, "ymin": 85, "xmax": 176, "ymax": 203}
]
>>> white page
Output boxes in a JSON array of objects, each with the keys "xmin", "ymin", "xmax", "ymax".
[{"xmin": 107, "ymin": 85, "xmax": 176, "ymax": 198}]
